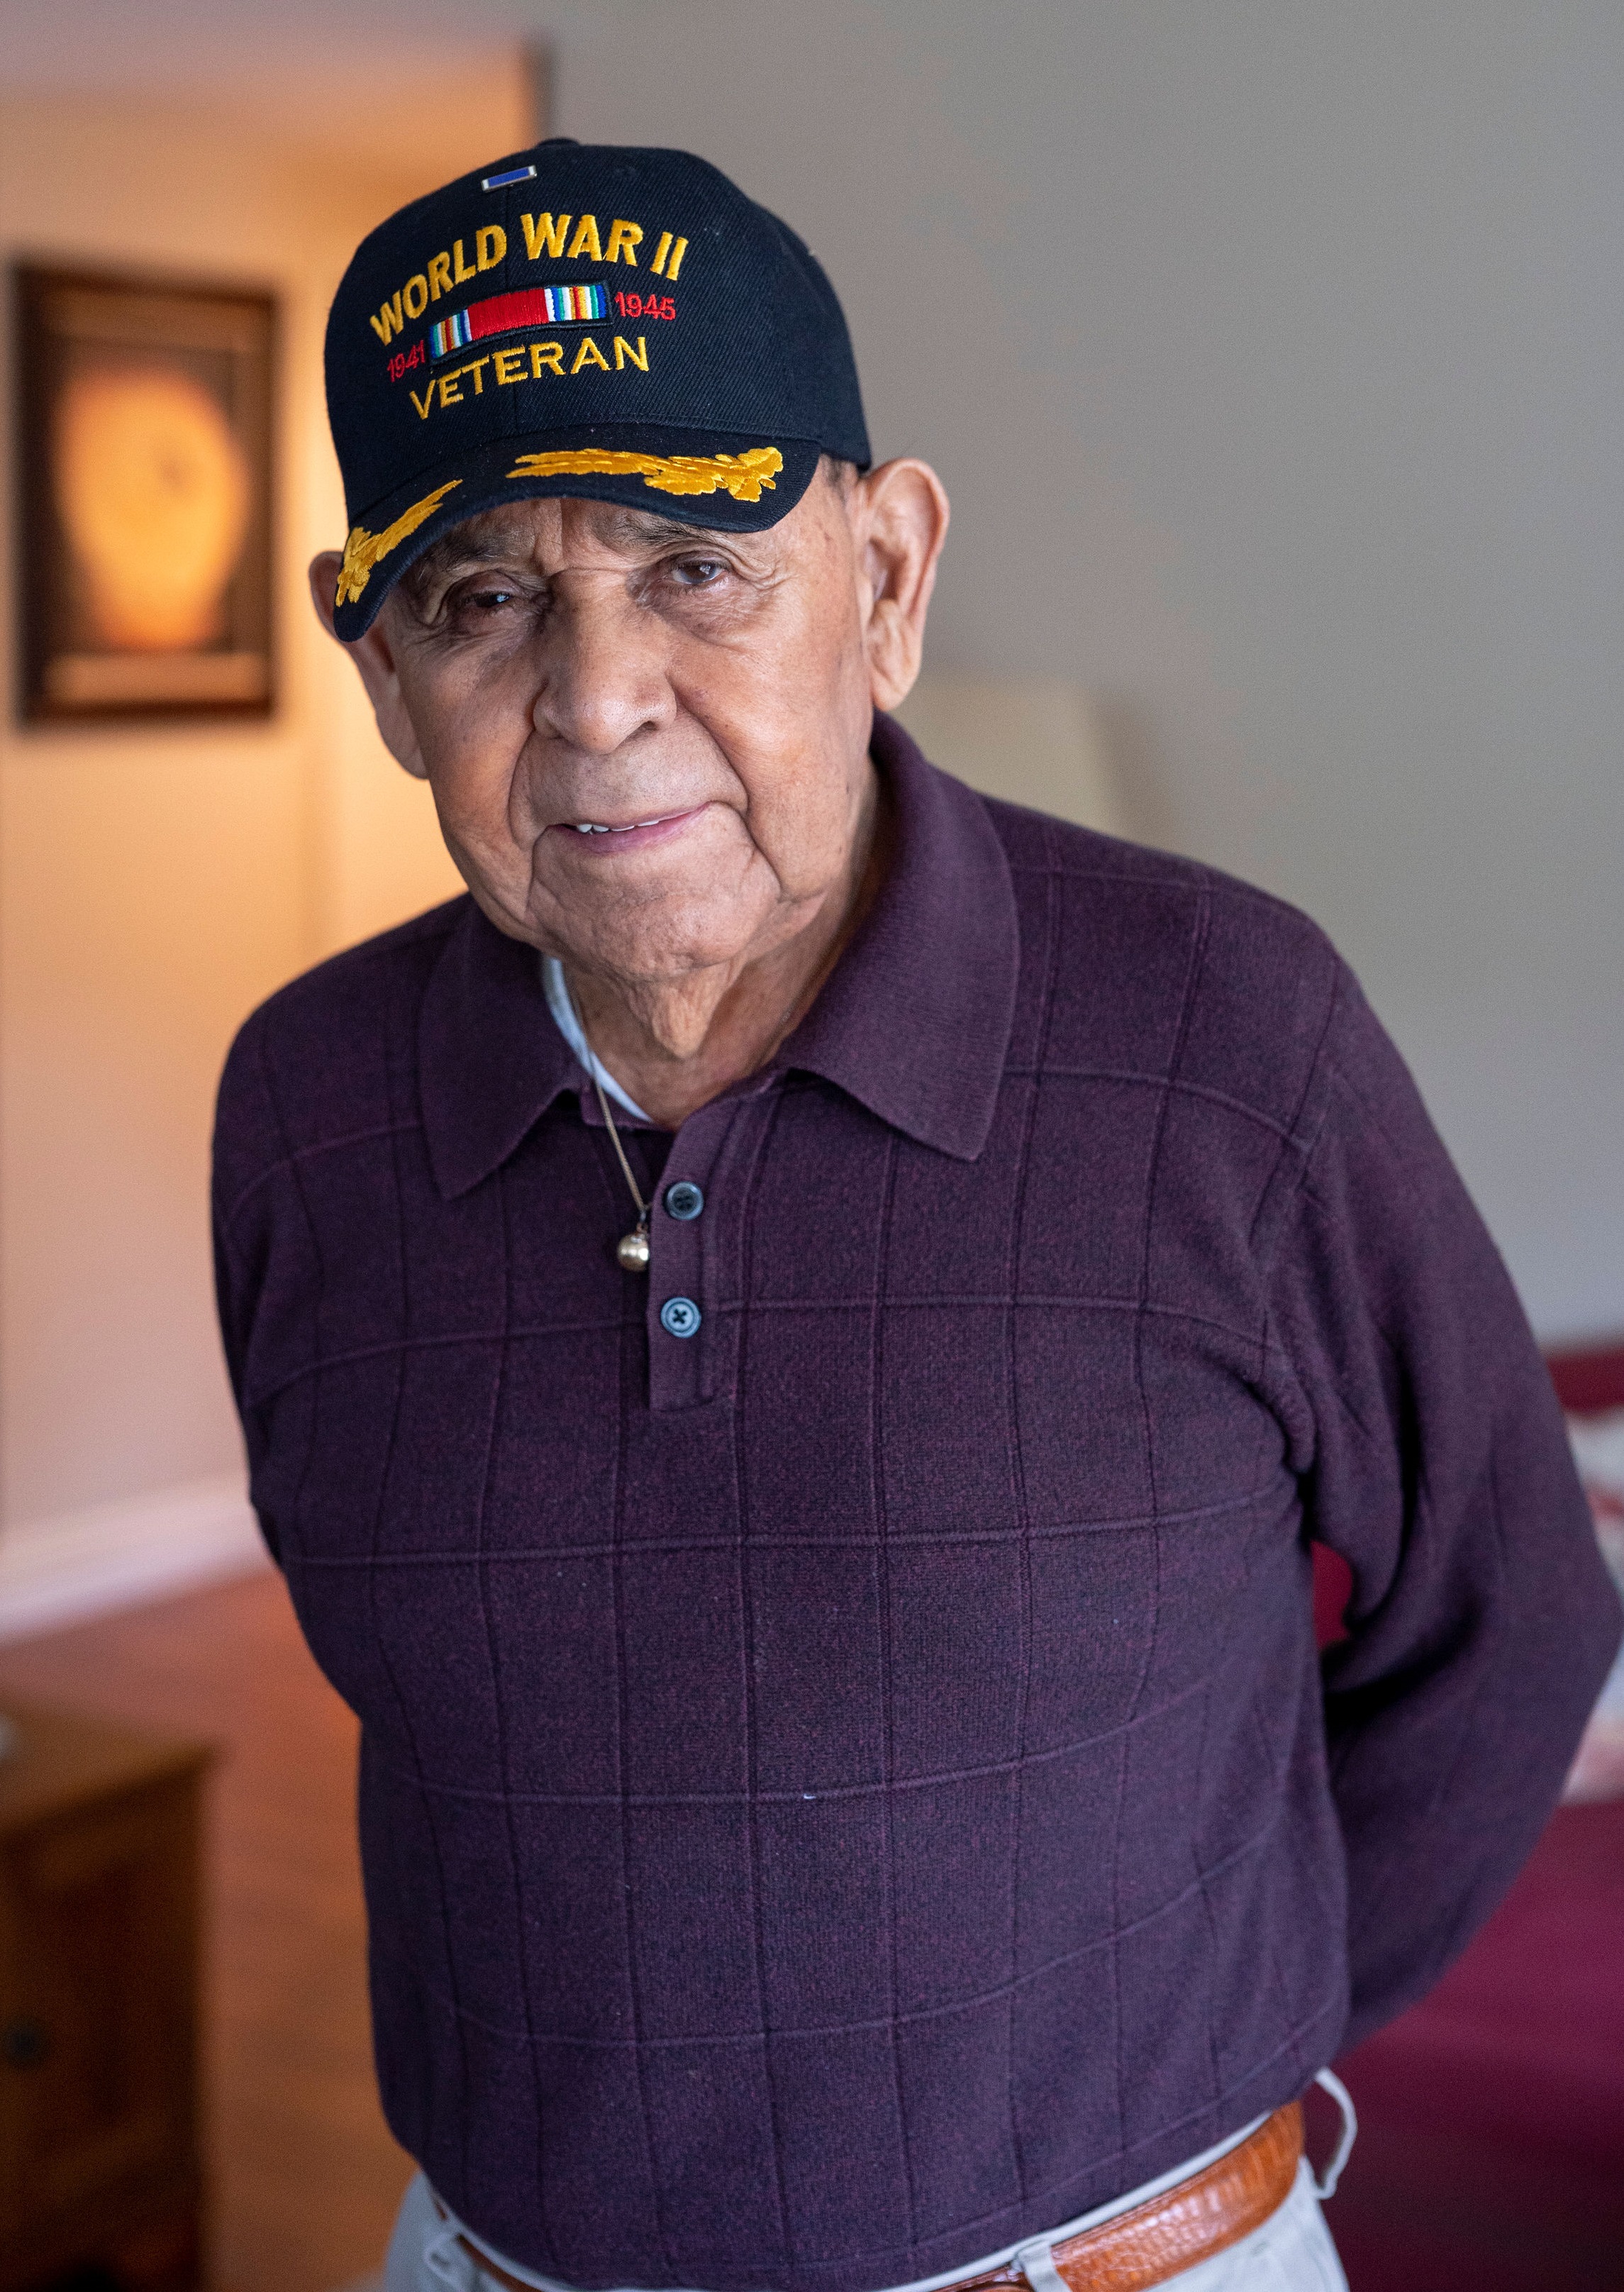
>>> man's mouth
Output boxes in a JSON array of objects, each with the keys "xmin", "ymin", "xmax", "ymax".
[
  {"xmin": 569, "ymin": 814, "xmax": 683, "ymax": 834},
  {"xmin": 552, "ymin": 806, "xmax": 705, "ymax": 849}
]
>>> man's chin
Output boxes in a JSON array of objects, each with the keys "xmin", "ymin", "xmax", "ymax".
[{"xmin": 557, "ymin": 924, "xmax": 762, "ymax": 990}]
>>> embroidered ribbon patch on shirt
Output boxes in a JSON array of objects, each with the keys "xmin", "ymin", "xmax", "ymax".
[
  {"xmin": 506, "ymin": 446, "xmax": 784, "ymax": 502},
  {"xmin": 430, "ymin": 283, "xmax": 609, "ymax": 358},
  {"xmin": 335, "ymin": 479, "xmax": 462, "ymax": 607}
]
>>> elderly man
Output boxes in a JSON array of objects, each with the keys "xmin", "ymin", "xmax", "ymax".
[{"xmin": 213, "ymin": 142, "xmax": 1618, "ymax": 2292}]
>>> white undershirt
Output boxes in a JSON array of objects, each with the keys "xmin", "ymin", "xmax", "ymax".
[{"xmin": 540, "ymin": 955, "xmax": 654, "ymax": 1123}]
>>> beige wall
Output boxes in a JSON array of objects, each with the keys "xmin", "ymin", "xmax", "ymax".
[{"xmin": 0, "ymin": 82, "xmax": 521, "ymax": 1531}]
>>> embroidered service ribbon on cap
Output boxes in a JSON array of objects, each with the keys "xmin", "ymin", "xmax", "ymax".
[
  {"xmin": 506, "ymin": 445, "xmax": 784, "ymax": 502},
  {"xmin": 335, "ymin": 478, "xmax": 463, "ymax": 606}
]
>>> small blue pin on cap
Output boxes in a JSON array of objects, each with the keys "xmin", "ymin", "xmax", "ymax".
[{"xmin": 325, "ymin": 139, "xmax": 870, "ymax": 638}]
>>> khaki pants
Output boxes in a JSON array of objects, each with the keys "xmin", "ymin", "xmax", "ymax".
[{"xmin": 386, "ymin": 2137, "xmax": 1350, "ymax": 2292}]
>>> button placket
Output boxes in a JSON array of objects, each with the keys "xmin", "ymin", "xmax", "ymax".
[
  {"xmin": 646, "ymin": 1107, "xmax": 725, "ymax": 1411},
  {"xmin": 643, "ymin": 1085, "xmax": 779, "ymax": 1413}
]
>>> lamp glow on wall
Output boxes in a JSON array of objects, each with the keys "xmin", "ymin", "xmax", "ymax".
[{"xmin": 892, "ymin": 674, "xmax": 1127, "ymax": 838}]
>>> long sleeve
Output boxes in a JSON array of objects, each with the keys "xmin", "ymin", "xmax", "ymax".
[
  {"xmin": 211, "ymin": 1010, "xmax": 284, "ymax": 1568},
  {"xmin": 1268, "ymin": 969, "xmax": 1620, "ymax": 2051}
]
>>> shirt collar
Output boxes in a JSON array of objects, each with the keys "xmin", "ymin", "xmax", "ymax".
[
  {"xmin": 418, "ymin": 712, "xmax": 1019, "ymax": 1199},
  {"xmin": 771, "ymin": 712, "xmax": 1018, "ymax": 1159}
]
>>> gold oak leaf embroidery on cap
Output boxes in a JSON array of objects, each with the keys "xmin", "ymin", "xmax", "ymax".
[
  {"xmin": 506, "ymin": 446, "xmax": 784, "ymax": 502},
  {"xmin": 336, "ymin": 480, "xmax": 464, "ymax": 607}
]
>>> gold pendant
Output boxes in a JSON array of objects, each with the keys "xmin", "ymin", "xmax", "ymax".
[{"xmin": 617, "ymin": 1223, "xmax": 650, "ymax": 1273}]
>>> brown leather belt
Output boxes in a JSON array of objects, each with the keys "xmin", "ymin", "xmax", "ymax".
[
  {"xmin": 436, "ymin": 2100, "xmax": 1302, "ymax": 2292},
  {"xmin": 957, "ymin": 2104, "xmax": 1302, "ymax": 2292}
]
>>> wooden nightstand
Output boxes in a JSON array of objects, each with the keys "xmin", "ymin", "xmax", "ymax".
[{"xmin": 0, "ymin": 1703, "xmax": 213, "ymax": 2292}]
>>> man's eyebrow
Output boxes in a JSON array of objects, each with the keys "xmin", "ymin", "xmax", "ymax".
[
  {"xmin": 406, "ymin": 530, "xmax": 532, "ymax": 588},
  {"xmin": 434, "ymin": 533, "xmax": 529, "ymax": 568},
  {"xmin": 414, "ymin": 508, "xmax": 740, "ymax": 582},
  {"xmin": 588, "ymin": 506, "xmax": 738, "ymax": 550}
]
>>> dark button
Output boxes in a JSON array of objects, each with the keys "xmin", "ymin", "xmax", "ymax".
[
  {"xmin": 664, "ymin": 1180, "xmax": 704, "ymax": 1222},
  {"xmin": 660, "ymin": 1296, "xmax": 701, "ymax": 1339}
]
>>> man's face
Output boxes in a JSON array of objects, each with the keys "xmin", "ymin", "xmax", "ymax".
[{"xmin": 350, "ymin": 470, "xmax": 905, "ymax": 997}]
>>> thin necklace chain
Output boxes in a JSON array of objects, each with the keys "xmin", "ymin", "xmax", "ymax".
[{"xmin": 584, "ymin": 1039, "xmax": 648, "ymax": 1229}]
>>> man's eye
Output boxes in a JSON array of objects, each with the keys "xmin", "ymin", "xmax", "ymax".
[
  {"xmin": 441, "ymin": 580, "xmax": 533, "ymax": 619},
  {"xmin": 670, "ymin": 558, "xmax": 726, "ymax": 588}
]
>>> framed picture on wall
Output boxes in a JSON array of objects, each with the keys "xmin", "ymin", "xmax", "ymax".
[{"xmin": 13, "ymin": 265, "xmax": 276, "ymax": 721}]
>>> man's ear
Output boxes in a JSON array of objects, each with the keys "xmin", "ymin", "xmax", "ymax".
[
  {"xmin": 850, "ymin": 460, "xmax": 950, "ymax": 714},
  {"xmin": 308, "ymin": 553, "xmax": 430, "ymax": 780}
]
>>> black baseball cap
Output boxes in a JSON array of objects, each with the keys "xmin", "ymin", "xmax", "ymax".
[{"xmin": 326, "ymin": 140, "xmax": 871, "ymax": 638}]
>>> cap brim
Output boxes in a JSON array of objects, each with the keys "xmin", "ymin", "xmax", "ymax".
[{"xmin": 331, "ymin": 426, "xmax": 823, "ymax": 639}]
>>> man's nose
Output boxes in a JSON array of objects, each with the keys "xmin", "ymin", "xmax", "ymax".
[{"xmin": 531, "ymin": 585, "xmax": 673, "ymax": 757}]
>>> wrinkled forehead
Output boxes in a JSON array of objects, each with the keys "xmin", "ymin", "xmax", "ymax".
[{"xmin": 413, "ymin": 494, "xmax": 738, "ymax": 575}]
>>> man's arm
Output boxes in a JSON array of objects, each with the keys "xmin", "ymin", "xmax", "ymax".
[
  {"xmin": 1268, "ymin": 969, "xmax": 1620, "ymax": 2051},
  {"xmin": 211, "ymin": 1011, "xmax": 284, "ymax": 1568}
]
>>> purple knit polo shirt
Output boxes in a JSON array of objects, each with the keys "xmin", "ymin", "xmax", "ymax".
[{"xmin": 213, "ymin": 718, "xmax": 1618, "ymax": 2292}]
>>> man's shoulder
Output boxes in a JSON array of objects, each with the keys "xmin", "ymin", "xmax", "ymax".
[
  {"xmin": 979, "ymin": 790, "xmax": 1319, "ymax": 931},
  {"xmin": 227, "ymin": 893, "xmax": 468, "ymax": 1076},
  {"xmin": 977, "ymin": 794, "xmax": 1345, "ymax": 1129},
  {"xmin": 213, "ymin": 895, "xmax": 469, "ymax": 1198}
]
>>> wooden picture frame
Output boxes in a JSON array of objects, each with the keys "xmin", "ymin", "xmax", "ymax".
[{"xmin": 13, "ymin": 264, "xmax": 276, "ymax": 722}]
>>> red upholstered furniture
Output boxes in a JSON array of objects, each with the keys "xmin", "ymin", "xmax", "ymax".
[{"xmin": 1313, "ymin": 1344, "xmax": 1624, "ymax": 2291}]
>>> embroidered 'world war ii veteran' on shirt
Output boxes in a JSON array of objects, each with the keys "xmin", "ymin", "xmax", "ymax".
[{"xmin": 325, "ymin": 138, "xmax": 872, "ymax": 640}]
